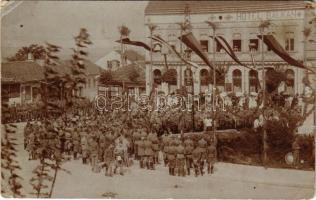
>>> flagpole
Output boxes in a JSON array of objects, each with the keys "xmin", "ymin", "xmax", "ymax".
[
  {"xmin": 260, "ymin": 27, "xmax": 267, "ymax": 168},
  {"xmin": 212, "ymin": 25, "xmax": 216, "ymax": 144}
]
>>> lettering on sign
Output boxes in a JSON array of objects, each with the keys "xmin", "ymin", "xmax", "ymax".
[{"xmin": 234, "ymin": 10, "xmax": 303, "ymax": 21}]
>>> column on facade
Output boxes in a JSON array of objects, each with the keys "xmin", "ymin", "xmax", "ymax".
[
  {"xmin": 177, "ymin": 65, "xmax": 181, "ymax": 89},
  {"xmin": 145, "ymin": 64, "xmax": 152, "ymax": 96},
  {"xmin": 193, "ymin": 68, "xmax": 200, "ymax": 95}
]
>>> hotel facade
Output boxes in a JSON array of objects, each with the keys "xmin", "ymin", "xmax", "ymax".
[{"xmin": 144, "ymin": 1, "xmax": 316, "ymax": 96}]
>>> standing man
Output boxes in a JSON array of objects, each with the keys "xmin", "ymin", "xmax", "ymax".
[
  {"xmin": 198, "ymin": 137, "xmax": 207, "ymax": 176},
  {"xmin": 138, "ymin": 137, "xmax": 146, "ymax": 168},
  {"xmin": 206, "ymin": 136, "xmax": 217, "ymax": 174},
  {"xmin": 175, "ymin": 139, "xmax": 185, "ymax": 177},
  {"xmin": 184, "ymin": 136, "xmax": 194, "ymax": 175},
  {"xmin": 167, "ymin": 139, "xmax": 177, "ymax": 176},
  {"xmin": 103, "ymin": 144, "xmax": 115, "ymax": 177}
]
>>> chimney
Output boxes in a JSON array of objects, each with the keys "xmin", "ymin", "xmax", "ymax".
[{"xmin": 27, "ymin": 52, "xmax": 34, "ymax": 61}]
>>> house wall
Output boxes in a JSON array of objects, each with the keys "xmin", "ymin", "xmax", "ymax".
[{"xmin": 95, "ymin": 51, "xmax": 132, "ymax": 70}]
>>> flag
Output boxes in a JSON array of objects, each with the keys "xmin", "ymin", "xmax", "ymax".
[
  {"xmin": 115, "ymin": 38, "xmax": 156, "ymax": 52},
  {"xmin": 178, "ymin": 32, "xmax": 215, "ymax": 70},
  {"xmin": 150, "ymin": 35, "xmax": 199, "ymax": 69},
  {"xmin": 211, "ymin": 36, "xmax": 252, "ymax": 70},
  {"xmin": 258, "ymin": 35, "xmax": 309, "ymax": 71}
]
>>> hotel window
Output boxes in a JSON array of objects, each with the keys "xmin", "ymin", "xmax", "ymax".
[
  {"xmin": 285, "ymin": 32, "xmax": 294, "ymax": 52},
  {"xmin": 200, "ymin": 40, "xmax": 209, "ymax": 52},
  {"xmin": 200, "ymin": 69, "xmax": 209, "ymax": 86},
  {"xmin": 153, "ymin": 69, "xmax": 162, "ymax": 85},
  {"xmin": 249, "ymin": 70, "xmax": 259, "ymax": 92},
  {"xmin": 233, "ymin": 33, "xmax": 242, "ymax": 52},
  {"xmin": 232, "ymin": 69, "xmax": 242, "ymax": 92},
  {"xmin": 249, "ymin": 39, "xmax": 259, "ymax": 51}
]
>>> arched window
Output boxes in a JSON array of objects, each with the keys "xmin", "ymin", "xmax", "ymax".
[
  {"xmin": 162, "ymin": 68, "xmax": 178, "ymax": 93},
  {"xmin": 232, "ymin": 69, "xmax": 242, "ymax": 92},
  {"xmin": 249, "ymin": 70, "xmax": 259, "ymax": 93},
  {"xmin": 153, "ymin": 69, "xmax": 162, "ymax": 85},
  {"xmin": 200, "ymin": 69, "xmax": 209, "ymax": 94},
  {"xmin": 285, "ymin": 69, "xmax": 295, "ymax": 95},
  {"xmin": 200, "ymin": 69, "xmax": 209, "ymax": 86}
]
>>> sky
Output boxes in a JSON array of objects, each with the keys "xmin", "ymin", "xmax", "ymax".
[{"xmin": 1, "ymin": 1, "xmax": 148, "ymax": 61}]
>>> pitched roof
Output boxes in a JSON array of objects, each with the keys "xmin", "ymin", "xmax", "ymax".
[
  {"xmin": 1, "ymin": 61, "xmax": 45, "ymax": 83},
  {"xmin": 57, "ymin": 60, "xmax": 103, "ymax": 75},
  {"xmin": 1, "ymin": 59, "xmax": 102, "ymax": 84},
  {"xmin": 145, "ymin": 1, "xmax": 308, "ymax": 15},
  {"xmin": 111, "ymin": 63, "xmax": 145, "ymax": 84},
  {"xmin": 115, "ymin": 49, "xmax": 145, "ymax": 62}
]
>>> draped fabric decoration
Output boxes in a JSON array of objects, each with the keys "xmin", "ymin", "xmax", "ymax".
[
  {"xmin": 178, "ymin": 32, "xmax": 215, "ymax": 71},
  {"xmin": 257, "ymin": 35, "xmax": 312, "ymax": 72},
  {"xmin": 115, "ymin": 38, "xmax": 157, "ymax": 52},
  {"xmin": 212, "ymin": 36, "xmax": 253, "ymax": 70},
  {"xmin": 149, "ymin": 35, "xmax": 199, "ymax": 69}
]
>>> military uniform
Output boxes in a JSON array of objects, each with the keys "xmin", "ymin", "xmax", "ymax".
[
  {"xmin": 148, "ymin": 132, "xmax": 159, "ymax": 165},
  {"xmin": 144, "ymin": 138, "xmax": 154, "ymax": 170},
  {"xmin": 162, "ymin": 135, "xmax": 171, "ymax": 166},
  {"xmin": 198, "ymin": 138, "xmax": 207, "ymax": 176},
  {"xmin": 192, "ymin": 146, "xmax": 202, "ymax": 177},
  {"xmin": 184, "ymin": 137, "xmax": 194, "ymax": 175},
  {"xmin": 206, "ymin": 139, "xmax": 216, "ymax": 174},
  {"xmin": 137, "ymin": 139, "xmax": 146, "ymax": 168},
  {"xmin": 103, "ymin": 145, "xmax": 115, "ymax": 176},
  {"xmin": 167, "ymin": 142, "xmax": 177, "ymax": 176},
  {"xmin": 133, "ymin": 131, "xmax": 141, "ymax": 160},
  {"xmin": 175, "ymin": 141, "xmax": 185, "ymax": 176}
]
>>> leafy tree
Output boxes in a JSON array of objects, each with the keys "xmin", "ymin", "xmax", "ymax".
[
  {"xmin": 1, "ymin": 123, "xmax": 24, "ymax": 197},
  {"xmin": 67, "ymin": 28, "xmax": 92, "ymax": 107},
  {"xmin": 1, "ymin": 77, "xmax": 24, "ymax": 197},
  {"xmin": 7, "ymin": 44, "xmax": 46, "ymax": 61},
  {"xmin": 99, "ymin": 70, "xmax": 113, "ymax": 84}
]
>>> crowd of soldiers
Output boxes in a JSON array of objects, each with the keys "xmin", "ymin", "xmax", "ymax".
[{"xmin": 23, "ymin": 109, "xmax": 217, "ymax": 178}]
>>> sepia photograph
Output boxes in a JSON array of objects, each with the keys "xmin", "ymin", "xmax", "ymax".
[{"xmin": 1, "ymin": 0, "xmax": 316, "ymax": 199}]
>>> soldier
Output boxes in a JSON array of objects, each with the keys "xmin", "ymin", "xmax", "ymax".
[
  {"xmin": 99, "ymin": 132, "xmax": 107, "ymax": 162},
  {"xmin": 138, "ymin": 137, "xmax": 146, "ymax": 168},
  {"xmin": 175, "ymin": 139, "xmax": 185, "ymax": 176},
  {"xmin": 192, "ymin": 144, "xmax": 201, "ymax": 177},
  {"xmin": 184, "ymin": 136, "xmax": 194, "ymax": 175},
  {"xmin": 27, "ymin": 130, "xmax": 36, "ymax": 160},
  {"xmin": 167, "ymin": 139, "xmax": 177, "ymax": 176},
  {"xmin": 114, "ymin": 140, "xmax": 124, "ymax": 175},
  {"xmin": 90, "ymin": 137, "xmax": 99, "ymax": 172},
  {"xmin": 103, "ymin": 144, "xmax": 115, "ymax": 177},
  {"xmin": 148, "ymin": 131, "xmax": 159, "ymax": 165},
  {"xmin": 72, "ymin": 129, "xmax": 81, "ymax": 160},
  {"xmin": 81, "ymin": 134, "xmax": 88, "ymax": 164},
  {"xmin": 132, "ymin": 129, "xmax": 141, "ymax": 160},
  {"xmin": 163, "ymin": 139, "xmax": 170, "ymax": 167},
  {"xmin": 198, "ymin": 137, "xmax": 207, "ymax": 176},
  {"xmin": 206, "ymin": 137, "xmax": 217, "ymax": 174},
  {"xmin": 292, "ymin": 135, "xmax": 300, "ymax": 169},
  {"xmin": 161, "ymin": 131, "xmax": 170, "ymax": 165},
  {"xmin": 144, "ymin": 135, "xmax": 154, "ymax": 170}
]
